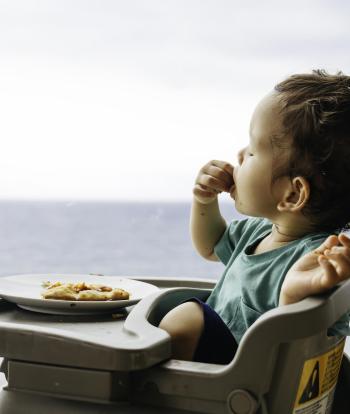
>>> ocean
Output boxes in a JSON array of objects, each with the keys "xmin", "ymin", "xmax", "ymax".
[{"xmin": 0, "ymin": 200, "xmax": 241, "ymax": 279}]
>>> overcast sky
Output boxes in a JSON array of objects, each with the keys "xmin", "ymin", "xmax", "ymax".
[{"xmin": 0, "ymin": 0, "xmax": 349, "ymax": 201}]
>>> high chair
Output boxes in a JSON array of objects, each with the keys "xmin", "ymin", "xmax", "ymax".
[{"xmin": 0, "ymin": 276, "xmax": 349, "ymax": 414}]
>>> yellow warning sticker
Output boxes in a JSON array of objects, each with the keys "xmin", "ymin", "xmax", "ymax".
[{"xmin": 293, "ymin": 338, "xmax": 345, "ymax": 414}]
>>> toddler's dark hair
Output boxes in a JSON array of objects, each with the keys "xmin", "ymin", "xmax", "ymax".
[{"xmin": 274, "ymin": 69, "xmax": 350, "ymax": 232}]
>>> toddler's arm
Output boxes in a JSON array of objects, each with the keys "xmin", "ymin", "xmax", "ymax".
[
  {"xmin": 279, "ymin": 234, "xmax": 350, "ymax": 305},
  {"xmin": 159, "ymin": 161, "xmax": 234, "ymax": 360},
  {"xmin": 191, "ymin": 160, "xmax": 234, "ymax": 261}
]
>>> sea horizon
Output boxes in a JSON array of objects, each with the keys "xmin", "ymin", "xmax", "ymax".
[{"xmin": 0, "ymin": 199, "xmax": 241, "ymax": 279}]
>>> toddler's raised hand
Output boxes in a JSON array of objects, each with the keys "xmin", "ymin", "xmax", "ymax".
[
  {"xmin": 193, "ymin": 160, "xmax": 234, "ymax": 205},
  {"xmin": 280, "ymin": 233, "xmax": 350, "ymax": 306}
]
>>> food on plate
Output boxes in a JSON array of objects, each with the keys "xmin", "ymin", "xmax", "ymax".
[{"xmin": 41, "ymin": 281, "xmax": 130, "ymax": 301}]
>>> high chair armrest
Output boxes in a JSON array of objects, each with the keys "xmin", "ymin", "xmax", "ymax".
[{"xmin": 124, "ymin": 287, "xmax": 211, "ymax": 335}]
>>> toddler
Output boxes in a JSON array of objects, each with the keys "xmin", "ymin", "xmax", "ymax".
[{"xmin": 159, "ymin": 69, "xmax": 350, "ymax": 364}]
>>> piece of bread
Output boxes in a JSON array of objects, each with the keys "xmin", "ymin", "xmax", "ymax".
[
  {"xmin": 42, "ymin": 285, "xmax": 78, "ymax": 301},
  {"xmin": 41, "ymin": 281, "xmax": 130, "ymax": 301}
]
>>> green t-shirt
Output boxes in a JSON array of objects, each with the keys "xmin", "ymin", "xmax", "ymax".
[{"xmin": 207, "ymin": 217, "xmax": 350, "ymax": 343}]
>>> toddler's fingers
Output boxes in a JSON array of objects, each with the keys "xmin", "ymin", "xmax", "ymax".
[
  {"xmin": 339, "ymin": 233, "xmax": 350, "ymax": 248},
  {"xmin": 326, "ymin": 245, "xmax": 350, "ymax": 258},
  {"xmin": 222, "ymin": 163, "xmax": 234, "ymax": 176},
  {"xmin": 314, "ymin": 235, "xmax": 339, "ymax": 255},
  {"xmin": 193, "ymin": 183, "xmax": 217, "ymax": 196},
  {"xmin": 197, "ymin": 174, "xmax": 229, "ymax": 193},
  {"xmin": 209, "ymin": 160, "xmax": 234, "ymax": 176},
  {"xmin": 318, "ymin": 256, "xmax": 340, "ymax": 289},
  {"xmin": 324, "ymin": 249, "xmax": 350, "ymax": 278},
  {"xmin": 203, "ymin": 165, "xmax": 233, "ymax": 189}
]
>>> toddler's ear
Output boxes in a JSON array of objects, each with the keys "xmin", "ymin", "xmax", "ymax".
[{"xmin": 277, "ymin": 176, "xmax": 310, "ymax": 212}]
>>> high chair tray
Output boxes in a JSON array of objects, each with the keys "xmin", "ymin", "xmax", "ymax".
[{"xmin": 0, "ymin": 276, "xmax": 213, "ymax": 371}]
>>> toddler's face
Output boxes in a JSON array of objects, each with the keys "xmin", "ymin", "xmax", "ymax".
[{"xmin": 232, "ymin": 92, "xmax": 289, "ymax": 218}]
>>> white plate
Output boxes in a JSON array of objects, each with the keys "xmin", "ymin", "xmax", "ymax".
[{"xmin": 0, "ymin": 274, "xmax": 159, "ymax": 315}]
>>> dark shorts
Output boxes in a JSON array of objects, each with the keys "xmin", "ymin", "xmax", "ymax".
[{"xmin": 185, "ymin": 298, "xmax": 238, "ymax": 365}]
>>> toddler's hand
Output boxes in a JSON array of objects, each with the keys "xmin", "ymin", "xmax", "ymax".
[
  {"xmin": 193, "ymin": 160, "xmax": 234, "ymax": 205},
  {"xmin": 280, "ymin": 233, "xmax": 350, "ymax": 305}
]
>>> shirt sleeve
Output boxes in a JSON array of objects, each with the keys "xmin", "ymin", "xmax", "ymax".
[
  {"xmin": 213, "ymin": 224, "xmax": 234, "ymax": 265},
  {"xmin": 214, "ymin": 217, "xmax": 252, "ymax": 265}
]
